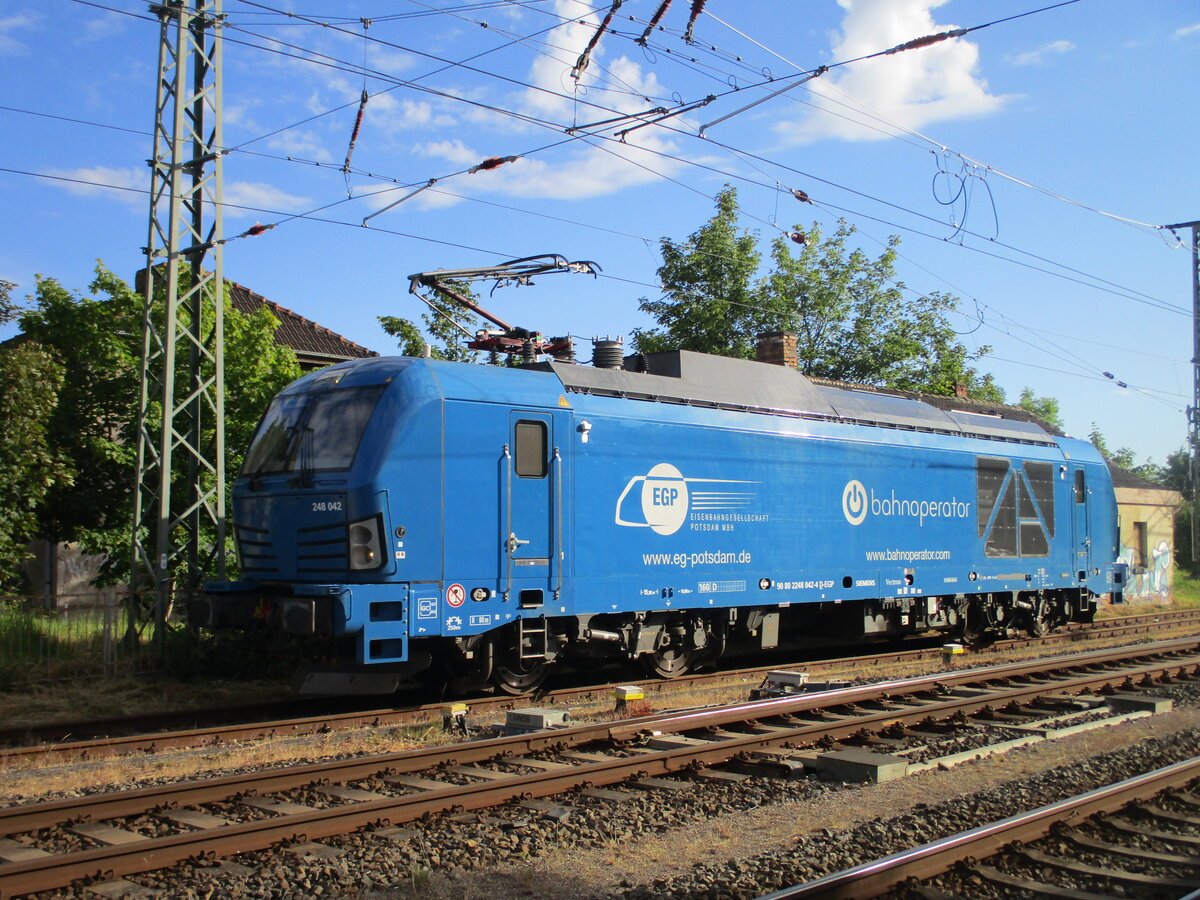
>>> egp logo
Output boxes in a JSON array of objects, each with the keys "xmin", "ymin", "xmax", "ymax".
[
  {"xmin": 615, "ymin": 464, "xmax": 759, "ymax": 536},
  {"xmin": 842, "ymin": 480, "xmax": 868, "ymax": 526},
  {"xmin": 616, "ymin": 463, "xmax": 690, "ymax": 535}
]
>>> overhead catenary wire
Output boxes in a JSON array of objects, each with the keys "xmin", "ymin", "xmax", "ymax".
[
  {"xmin": 15, "ymin": 6, "xmax": 1184, "ymax": 323},
  {"xmin": 226, "ymin": 5, "xmax": 1188, "ymax": 316},
  {"xmin": 4, "ymin": 160, "xmax": 1187, "ymax": 423},
  {"xmin": 23, "ymin": 0, "xmax": 1185, "ymax": 427},
  {"xmin": 70, "ymin": 0, "xmax": 1175, "ymax": 249}
]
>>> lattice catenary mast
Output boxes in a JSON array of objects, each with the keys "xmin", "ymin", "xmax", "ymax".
[
  {"xmin": 131, "ymin": 0, "xmax": 226, "ymax": 630},
  {"xmin": 1163, "ymin": 219, "xmax": 1200, "ymax": 573}
]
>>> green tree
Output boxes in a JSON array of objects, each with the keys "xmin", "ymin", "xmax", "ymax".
[
  {"xmin": 633, "ymin": 186, "xmax": 763, "ymax": 359},
  {"xmin": 0, "ymin": 279, "xmax": 18, "ymax": 325},
  {"xmin": 1162, "ymin": 448, "xmax": 1190, "ymax": 499},
  {"xmin": 380, "ymin": 281, "xmax": 482, "ymax": 362},
  {"xmin": 633, "ymin": 187, "xmax": 996, "ymax": 399},
  {"xmin": 16, "ymin": 264, "xmax": 302, "ymax": 585},
  {"xmin": 1016, "ymin": 388, "xmax": 1063, "ymax": 431},
  {"xmin": 759, "ymin": 220, "xmax": 995, "ymax": 397},
  {"xmin": 0, "ymin": 340, "xmax": 72, "ymax": 585},
  {"xmin": 1087, "ymin": 425, "xmax": 1134, "ymax": 470}
]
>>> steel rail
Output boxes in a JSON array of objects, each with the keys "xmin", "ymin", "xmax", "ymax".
[
  {"xmin": 2, "ymin": 637, "xmax": 1198, "ymax": 839},
  {"xmin": 3, "ymin": 609, "xmax": 1194, "ymax": 765},
  {"xmin": 757, "ymin": 756, "xmax": 1200, "ymax": 899},
  {"xmin": 0, "ymin": 638, "xmax": 1197, "ymax": 898},
  {"xmin": 1, "ymin": 659, "xmax": 1196, "ymax": 899}
]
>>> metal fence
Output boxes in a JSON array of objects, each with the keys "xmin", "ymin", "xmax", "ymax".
[{"xmin": 0, "ymin": 593, "xmax": 151, "ymax": 685}]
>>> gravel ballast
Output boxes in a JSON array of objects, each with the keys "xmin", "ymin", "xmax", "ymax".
[{"xmin": 11, "ymin": 668, "xmax": 1200, "ymax": 900}]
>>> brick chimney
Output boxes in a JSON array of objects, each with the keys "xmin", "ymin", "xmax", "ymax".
[
  {"xmin": 756, "ymin": 332, "xmax": 799, "ymax": 368},
  {"xmin": 954, "ymin": 383, "xmax": 968, "ymax": 399}
]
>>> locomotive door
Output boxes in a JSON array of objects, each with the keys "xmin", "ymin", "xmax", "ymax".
[
  {"xmin": 1071, "ymin": 466, "xmax": 1092, "ymax": 579},
  {"xmin": 505, "ymin": 411, "xmax": 560, "ymax": 606}
]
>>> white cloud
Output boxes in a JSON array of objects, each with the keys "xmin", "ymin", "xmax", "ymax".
[
  {"xmin": 352, "ymin": 0, "xmax": 691, "ymax": 219},
  {"xmin": 0, "ymin": 12, "xmax": 38, "ymax": 55},
  {"xmin": 76, "ymin": 12, "xmax": 126, "ymax": 44},
  {"xmin": 775, "ymin": 0, "xmax": 1009, "ymax": 145},
  {"xmin": 223, "ymin": 182, "xmax": 308, "ymax": 216},
  {"xmin": 43, "ymin": 167, "xmax": 306, "ymax": 220},
  {"xmin": 368, "ymin": 96, "xmax": 459, "ymax": 134},
  {"xmin": 266, "ymin": 129, "xmax": 334, "ymax": 163},
  {"xmin": 1174, "ymin": 23, "xmax": 1200, "ymax": 39},
  {"xmin": 408, "ymin": 132, "xmax": 682, "ymax": 206},
  {"xmin": 1010, "ymin": 40, "xmax": 1075, "ymax": 66},
  {"xmin": 45, "ymin": 166, "xmax": 145, "ymax": 207},
  {"xmin": 415, "ymin": 138, "xmax": 481, "ymax": 167},
  {"xmin": 519, "ymin": 0, "xmax": 599, "ymax": 121}
]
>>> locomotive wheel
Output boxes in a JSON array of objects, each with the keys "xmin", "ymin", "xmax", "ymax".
[
  {"xmin": 486, "ymin": 623, "xmax": 553, "ymax": 695},
  {"xmin": 643, "ymin": 645, "xmax": 693, "ymax": 679},
  {"xmin": 491, "ymin": 631, "xmax": 550, "ymax": 694},
  {"xmin": 1024, "ymin": 596, "xmax": 1049, "ymax": 637},
  {"xmin": 959, "ymin": 600, "xmax": 993, "ymax": 646},
  {"xmin": 493, "ymin": 656, "xmax": 549, "ymax": 694}
]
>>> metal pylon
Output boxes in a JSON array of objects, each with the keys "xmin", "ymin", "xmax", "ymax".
[{"xmin": 131, "ymin": 0, "xmax": 226, "ymax": 636}]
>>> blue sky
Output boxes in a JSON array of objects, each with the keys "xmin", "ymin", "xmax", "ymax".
[{"xmin": 2, "ymin": 0, "xmax": 1197, "ymax": 466}]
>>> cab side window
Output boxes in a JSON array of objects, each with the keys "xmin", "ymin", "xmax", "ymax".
[{"xmin": 514, "ymin": 420, "xmax": 547, "ymax": 478}]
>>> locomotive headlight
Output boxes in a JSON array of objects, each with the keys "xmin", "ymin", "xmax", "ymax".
[{"xmin": 348, "ymin": 515, "xmax": 384, "ymax": 571}]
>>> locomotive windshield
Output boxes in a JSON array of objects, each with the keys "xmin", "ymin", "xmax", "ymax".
[{"xmin": 241, "ymin": 384, "xmax": 385, "ymax": 477}]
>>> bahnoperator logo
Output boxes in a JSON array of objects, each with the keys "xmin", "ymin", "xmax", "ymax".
[
  {"xmin": 842, "ymin": 480, "xmax": 868, "ymax": 525},
  {"xmin": 615, "ymin": 463, "xmax": 760, "ymax": 536},
  {"xmin": 842, "ymin": 479, "xmax": 972, "ymax": 527}
]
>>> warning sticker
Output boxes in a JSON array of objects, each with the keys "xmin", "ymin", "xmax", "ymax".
[{"xmin": 446, "ymin": 583, "xmax": 466, "ymax": 608}]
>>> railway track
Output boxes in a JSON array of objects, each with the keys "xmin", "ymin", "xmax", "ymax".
[
  {"xmin": 763, "ymin": 754, "xmax": 1200, "ymax": 899},
  {"xmin": 3, "ymin": 608, "xmax": 1196, "ymax": 767},
  {"xmin": 1, "ymin": 636, "xmax": 1198, "ymax": 899}
]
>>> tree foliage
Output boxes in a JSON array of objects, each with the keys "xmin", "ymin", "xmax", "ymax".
[
  {"xmin": 633, "ymin": 186, "xmax": 762, "ymax": 359},
  {"xmin": 8, "ymin": 264, "xmax": 302, "ymax": 586},
  {"xmin": 633, "ymin": 187, "xmax": 997, "ymax": 399},
  {"xmin": 380, "ymin": 281, "xmax": 483, "ymax": 363},
  {"xmin": 1162, "ymin": 448, "xmax": 1190, "ymax": 499},
  {"xmin": 1016, "ymin": 388, "xmax": 1063, "ymax": 431},
  {"xmin": 0, "ymin": 340, "xmax": 72, "ymax": 584},
  {"xmin": 1087, "ymin": 424, "xmax": 1138, "ymax": 472},
  {"xmin": 1087, "ymin": 424, "xmax": 1169, "ymax": 485},
  {"xmin": 0, "ymin": 279, "xmax": 18, "ymax": 326}
]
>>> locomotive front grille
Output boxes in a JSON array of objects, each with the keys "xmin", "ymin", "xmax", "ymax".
[
  {"xmin": 297, "ymin": 522, "xmax": 349, "ymax": 573},
  {"xmin": 236, "ymin": 525, "xmax": 278, "ymax": 574}
]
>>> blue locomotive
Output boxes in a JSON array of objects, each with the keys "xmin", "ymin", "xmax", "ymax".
[{"xmin": 195, "ymin": 347, "xmax": 1124, "ymax": 694}]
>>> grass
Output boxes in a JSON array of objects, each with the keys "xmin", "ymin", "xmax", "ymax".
[
  {"xmin": 1168, "ymin": 568, "xmax": 1200, "ymax": 607},
  {"xmin": 2, "ymin": 565, "xmax": 1198, "ymax": 729},
  {"xmin": 0, "ymin": 600, "xmax": 141, "ymax": 688},
  {"xmin": 0, "ymin": 672, "xmax": 291, "ymax": 728}
]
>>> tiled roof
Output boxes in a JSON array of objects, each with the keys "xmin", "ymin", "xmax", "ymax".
[
  {"xmin": 1107, "ymin": 460, "xmax": 1173, "ymax": 492},
  {"xmin": 225, "ymin": 279, "xmax": 378, "ymax": 366}
]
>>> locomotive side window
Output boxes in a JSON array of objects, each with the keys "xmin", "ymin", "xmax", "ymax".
[
  {"xmin": 1074, "ymin": 469, "xmax": 1086, "ymax": 503},
  {"xmin": 1024, "ymin": 461, "xmax": 1055, "ymax": 537},
  {"xmin": 978, "ymin": 457, "xmax": 1054, "ymax": 558},
  {"xmin": 976, "ymin": 457, "xmax": 1009, "ymax": 539},
  {"xmin": 514, "ymin": 420, "xmax": 548, "ymax": 478},
  {"xmin": 986, "ymin": 476, "xmax": 1019, "ymax": 557},
  {"xmin": 1016, "ymin": 475, "xmax": 1049, "ymax": 557}
]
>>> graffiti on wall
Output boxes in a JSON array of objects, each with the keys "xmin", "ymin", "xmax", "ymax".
[{"xmin": 1117, "ymin": 539, "xmax": 1171, "ymax": 600}]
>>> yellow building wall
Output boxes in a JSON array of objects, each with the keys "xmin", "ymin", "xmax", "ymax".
[{"xmin": 1115, "ymin": 487, "xmax": 1181, "ymax": 601}]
